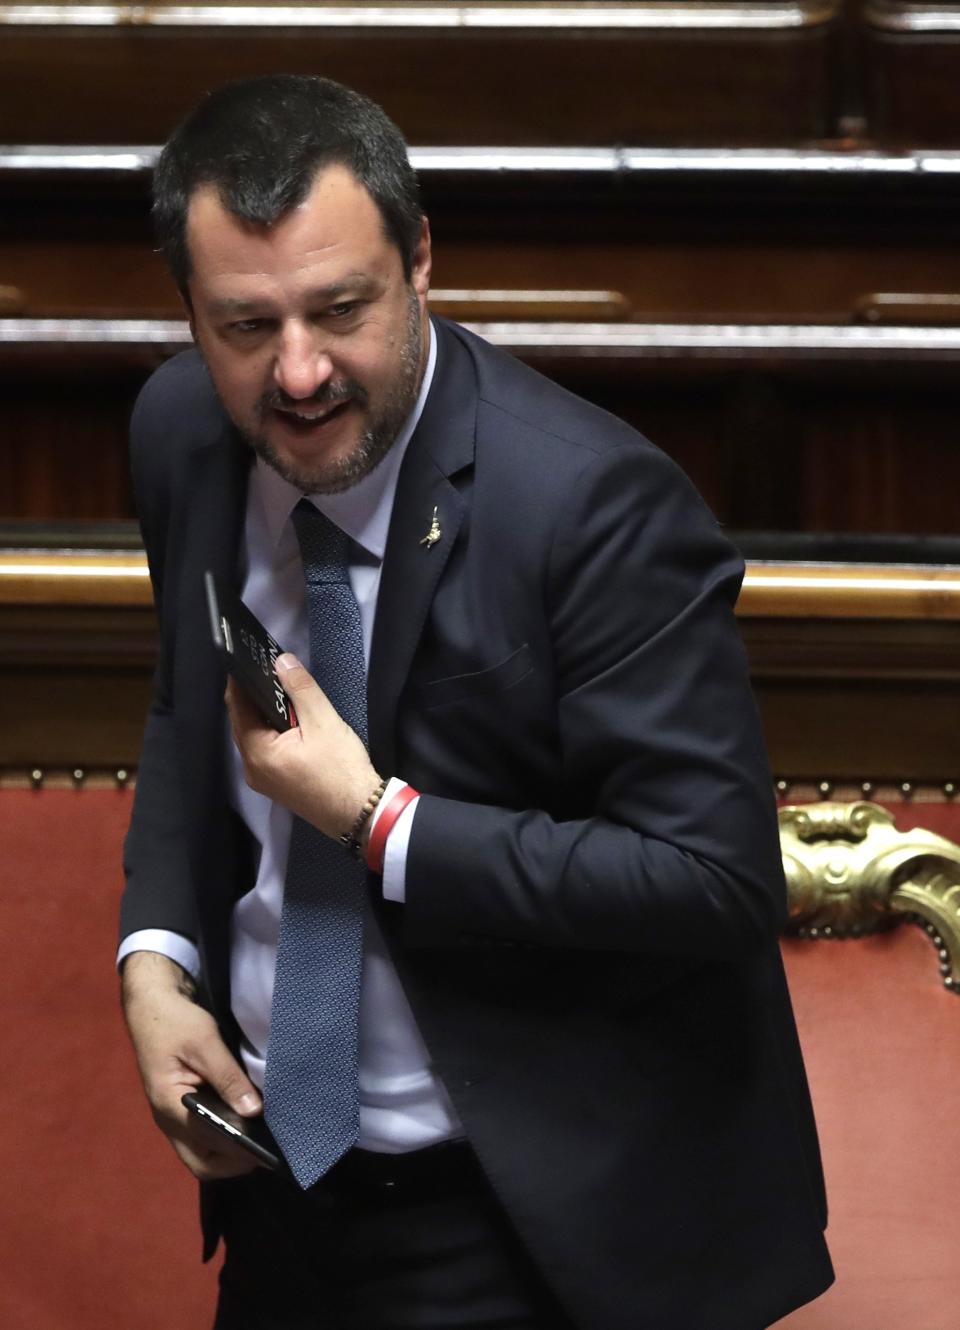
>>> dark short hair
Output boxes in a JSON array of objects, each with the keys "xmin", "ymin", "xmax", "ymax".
[{"xmin": 153, "ymin": 74, "xmax": 423, "ymax": 293}]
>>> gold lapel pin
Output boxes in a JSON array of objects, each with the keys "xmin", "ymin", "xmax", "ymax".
[{"xmin": 419, "ymin": 506, "xmax": 442, "ymax": 550}]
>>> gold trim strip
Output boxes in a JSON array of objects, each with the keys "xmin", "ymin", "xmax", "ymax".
[
  {"xmin": 0, "ymin": 554, "xmax": 152, "ymax": 605},
  {"xmin": 740, "ymin": 563, "xmax": 960, "ymax": 619},
  {"xmin": 3, "ymin": 555, "xmax": 960, "ymax": 618}
]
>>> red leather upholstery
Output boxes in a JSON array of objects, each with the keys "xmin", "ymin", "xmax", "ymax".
[
  {"xmin": 0, "ymin": 788, "xmax": 216, "ymax": 1330},
  {"xmin": 6, "ymin": 787, "xmax": 960, "ymax": 1327},
  {"xmin": 774, "ymin": 803, "xmax": 960, "ymax": 1329}
]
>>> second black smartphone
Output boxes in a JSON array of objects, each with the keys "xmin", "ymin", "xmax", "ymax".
[{"xmin": 182, "ymin": 1086, "xmax": 283, "ymax": 1172}]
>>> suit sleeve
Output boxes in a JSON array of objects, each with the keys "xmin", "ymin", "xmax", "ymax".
[
  {"xmin": 402, "ymin": 441, "xmax": 786, "ymax": 961},
  {"xmin": 119, "ymin": 371, "xmax": 199, "ymax": 947}
]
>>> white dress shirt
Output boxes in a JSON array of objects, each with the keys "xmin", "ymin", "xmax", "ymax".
[{"xmin": 120, "ymin": 322, "xmax": 464, "ymax": 1152}]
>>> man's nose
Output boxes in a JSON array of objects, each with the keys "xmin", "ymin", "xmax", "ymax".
[{"xmin": 273, "ymin": 325, "xmax": 334, "ymax": 400}]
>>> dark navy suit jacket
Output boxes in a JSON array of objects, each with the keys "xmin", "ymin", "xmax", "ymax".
[{"xmin": 122, "ymin": 317, "xmax": 833, "ymax": 1329}]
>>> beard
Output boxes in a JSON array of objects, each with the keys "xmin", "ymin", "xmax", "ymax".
[{"xmin": 242, "ymin": 291, "xmax": 425, "ymax": 495}]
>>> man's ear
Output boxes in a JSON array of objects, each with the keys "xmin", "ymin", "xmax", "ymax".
[{"xmin": 411, "ymin": 216, "xmax": 432, "ymax": 300}]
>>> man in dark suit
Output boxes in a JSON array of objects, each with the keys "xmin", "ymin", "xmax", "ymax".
[{"xmin": 119, "ymin": 74, "xmax": 833, "ymax": 1329}]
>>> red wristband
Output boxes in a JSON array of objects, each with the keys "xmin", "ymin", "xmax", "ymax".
[{"xmin": 366, "ymin": 783, "xmax": 420, "ymax": 875}]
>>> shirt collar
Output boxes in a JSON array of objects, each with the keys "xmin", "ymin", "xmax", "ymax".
[{"xmin": 253, "ymin": 317, "xmax": 437, "ymax": 560}]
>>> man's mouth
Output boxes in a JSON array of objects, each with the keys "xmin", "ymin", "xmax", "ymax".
[{"xmin": 271, "ymin": 399, "xmax": 353, "ymax": 433}]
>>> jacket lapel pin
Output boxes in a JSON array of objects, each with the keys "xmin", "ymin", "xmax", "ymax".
[{"xmin": 419, "ymin": 506, "xmax": 442, "ymax": 550}]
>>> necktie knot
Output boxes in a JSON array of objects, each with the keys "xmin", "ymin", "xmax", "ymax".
[{"xmin": 292, "ymin": 497, "xmax": 350, "ymax": 586}]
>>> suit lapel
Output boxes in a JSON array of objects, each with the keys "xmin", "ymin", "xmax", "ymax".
[{"xmin": 367, "ymin": 321, "xmax": 476, "ymax": 775}]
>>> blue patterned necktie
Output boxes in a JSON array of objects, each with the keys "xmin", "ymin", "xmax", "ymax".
[{"xmin": 263, "ymin": 498, "xmax": 367, "ymax": 1189}]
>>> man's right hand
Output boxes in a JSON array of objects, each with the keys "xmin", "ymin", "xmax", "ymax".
[{"xmin": 121, "ymin": 950, "xmax": 263, "ymax": 1181}]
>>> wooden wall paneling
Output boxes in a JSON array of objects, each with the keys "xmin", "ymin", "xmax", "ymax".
[
  {"xmin": 717, "ymin": 374, "xmax": 805, "ymax": 532},
  {"xmin": 751, "ymin": 665, "xmax": 960, "ymax": 780},
  {"xmin": 794, "ymin": 377, "xmax": 960, "ymax": 535},
  {"xmin": 0, "ymin": 598, "xmax": 155, "ymax": 768},
  {"xmin": 0, "ymin": 362, "xmax": 143, "ymax": 520},
  {"xmin": 11, "ymin": 227, "xmax": 960, "ymax": 322},
  {"xmin": 557, "ymin": 362, "xmax": 960, "ymax": 538},
  {"xmin": 0, "ymin": 241, "xmax": 174, "ymax": 318},
  {"xmin": 740, "ymin": 565, "xmax": 960, "ymax": 780},
  {"xmin": 550, "ymin": 369, "xmax": 805, "ymax": 534},
  {"xmin": 0, "ymin": 4, "xmax": 843, "ymax": 147},
  {"xmin": 0, "ymin": 549, "xmax": 154, "ymax": 769}
]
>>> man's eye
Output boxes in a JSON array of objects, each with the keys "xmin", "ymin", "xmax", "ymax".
[
  {"xmin": 327, "ymin": 302, "xmax": 360, "ymax": 319},
  {"xmin": 230, "ymin": 319, "xmax": 266, "ymax": 334}
]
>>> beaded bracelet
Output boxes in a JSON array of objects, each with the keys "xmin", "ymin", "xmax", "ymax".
[{"xmin": 339, "ymin": 776, "xmax": 388, "ymax": 860}]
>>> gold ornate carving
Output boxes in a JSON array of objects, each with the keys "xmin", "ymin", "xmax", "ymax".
[{"xmin": 779, "ymin": 801, "xmax": 960, "ymax": 992}]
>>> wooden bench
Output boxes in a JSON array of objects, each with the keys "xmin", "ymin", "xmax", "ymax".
[
  {"xmin": 0, "ymin": 1, "xmax": 843, "ymax": 146},
  {"xmin": 863, "ymin": 1, "xmax": 960, "ymax": 146},
  {"xmin": 5, "ymin": 311, "xmax": 960, "ymax": 538},
  {"xmin": 6, "ymin": 141, "xmax": 960, "ymax": 534}
]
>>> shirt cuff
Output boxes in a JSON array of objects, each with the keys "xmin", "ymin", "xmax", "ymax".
[
  {"xmin": 369, "ymin": 776, "xmax": 420, "ymax": 904},
  {"xmin": 116, "ymin": 929, "xmax": 202, "ymax": 979}
]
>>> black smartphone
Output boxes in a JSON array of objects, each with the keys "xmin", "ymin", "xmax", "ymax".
[
  {"xmin": 205, "ymin": 570, "xmax": 298, "ymax": 732},
  {"xmin": 182, "ymin": 1086, "xmax": 283, "ymax": 1171}
]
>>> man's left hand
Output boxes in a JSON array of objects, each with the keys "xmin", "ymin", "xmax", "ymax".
[{"xmin": 226, "ymin": 653, "xmax": 381, "ymax": 842}]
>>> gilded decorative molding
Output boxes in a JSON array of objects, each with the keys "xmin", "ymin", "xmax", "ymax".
[{"xmin": 780, "ymin": 801, "xmax": 960, "ymax": 991}]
